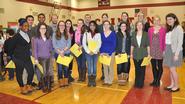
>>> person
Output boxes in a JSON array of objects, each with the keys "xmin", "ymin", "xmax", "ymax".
[
  {"xmin": 8, "ymin": 19, "xmax": 34, "ymax": 95},
  {"xmin": 100, "ymin": 20, "xmax": 116, "ymax": 86},
  {"xmin": 163, "ymin": 13, "xmax": 183, "ymax": 92},
  {"xmin": 4, "ymin": 29, "xmax": 15, "ymax": 80},
  {"xmin": 0, "ymin": 30, "xmax": 5, "ymax": 81},
  {"xmin": 26, "ymin": 15, "xmax": 35, "ymax": 38},
  {"xmin": 148, "ymin": 15, "xmax": 166, "ymax": 87},
  {"xmin": 32, "ymin": 13, "xmax": 54, "ymax": 84},
  {"xmin": 84, "ymin": 14, "xmax": 91, "ymax": 31},
  {"xmin": 116, "ymin": 12, "xmax": 134, "ymax": 34},
  {"xmin": 98, "ymin": 13, "xmax": 114, "ymax": 80},
  {"xmin": 130, "ymin": 21, "xmax": 150, "ymax": 88},
  {"xmin": 53, "ymin": 21, "xmax": 71, "ymax": 87},
  {"xmin": 82, "ymin": 21, "xmax": 101, "ymax": 87},
  {"xmin": 50, "ymin": 14, "xmax": 58, "ymax": 33},
  {"xmin": 116, "ymin": 21, "xmax": 131, "ymax": 85},
  {"xmin": 181, "ymin": 21, "xmax": 185, "ymax": 61},
  {"xmin": 33, "ymin": 23, "xmax": 53, "ymax": 92},
  {"xmin": 137, "ymin": 12, "xmax": 150, "ymax": 32},
  {"xmin": 65, "ymin": 19, "xmax": 75, "ymax": 83}
]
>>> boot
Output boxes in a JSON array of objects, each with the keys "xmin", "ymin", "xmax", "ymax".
[
  {"xmin": 81, "ymin": 69, "xmax": 86, "ymax": 82},
  {"xmin": 0, "ymin": 72, "xmax": 5, "ymax": 82},
  {"xmin": 47, "ymin": 76, "xmax": 52, "ymax": 92},
  {"xmin": 64, "ymin": 78, "xmax": 69, "ymax": 86},
  {"xmin": 92, "ymin": 75, "xmax": 96, "ymax": 87},
  {"xmin": 87, "ymin": 75, "xmax": 91, "ymax": 87},
  {"xmin": 42, "ymin": 77, "xmax": 48, "ymax": 93},
  {"xmin": 20, "ymin": 86, "xmax": 28, "ymax": 95},
  {"xmin": 59, "ymin": 79, "xmax": 65, "ymax": 87},
  {"xmin": 26, "ymin": 85, "xmax": 33, "ymax": 93},
  {"xmin": 150, "ymin": 79, "xmax": 157, "ymax": 86},
  {"xmin": 77, "ymin": 69, "xmax": 82, "ymax": 82},
  {"xmin": 117, "ymin": 74, "xmax": 123, "ymax": 85}
]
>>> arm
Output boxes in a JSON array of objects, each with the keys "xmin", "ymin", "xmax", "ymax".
[
  {"xmin": 175, "ymin": 26, "xmax": 184, "ymax": 56},
  {"xmin": 82, "ymin": 32, "xmax": 90, "ymax": 54},
  {"xmin": 33, "ymin": 38, "xmax": 38, "ymax": 60},
  {"xmin": 94, "ymin": 33, "xmax": 102, "ymax": 54}
]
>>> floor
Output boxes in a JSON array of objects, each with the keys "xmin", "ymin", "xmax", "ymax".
[{"xmin": 0, "ymin": 59, "xmax": 185, "ymax": 104}]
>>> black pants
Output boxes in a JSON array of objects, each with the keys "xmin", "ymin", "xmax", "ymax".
[
  {"xmin": 38, "ymin": 58, "xmax": 50, "ymax": 78},
  {"xmin": 13, "ymin": 58, "xmax": 34, "ymax": 87},
  {"xmin": 68, "ymin": 60, "xmax": 73, "ymax": 77},
  {"xmin": 117, "ymin": 58, "xmax": 130, "ymax": 74},
  {"xmin": 151, "ymin": 59, "xmax": 163, "ymax": 82},
  {"xmin": 133, "ymin": 59, "xmax": 146, "ymax": 88}
]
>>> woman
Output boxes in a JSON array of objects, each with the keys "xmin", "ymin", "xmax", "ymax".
[
  {"xmin": 65, "ymin": 19, "xmax": 75, "ymax": 83},
  {"xmin": 98, "ymin": 13, "xmax": 114, "ymax": 81},
  {"xmin": 164, "ymin": 13, "xmax": 183, "ymax": 92},
  {"xmin": 100, "ymin": 20, "xmax": 116, "ymax": 86},
  {"xmin": 130, "ymin": 21, "xmax": 150, "ymax": 88},
  {"xmin": 116, "ymin": 21, "xmax": 131, "ymax": 85},
  {"xmin": 34, "ymin": 23, "xmax": 53, "ymax": 92},
  {"xmin": 148, "ymin": 16, "xmax": 166, "ymax": 87},
  {"xmin": 75, "ymin": 19, "xmax": 86, "ymax": 82},
  {"xmin": 53, "ymin": 21, "xmax": 71, "ymax": 87},
  {"xmin": 8, "ymin": 19, "xmax": 34, "ymax": 94},
  {"xmin": 82, "ymin": 21, "xmax": 101, "ymax": 87}
]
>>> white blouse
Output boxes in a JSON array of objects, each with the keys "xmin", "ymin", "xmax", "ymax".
[
  {"xmin": 165, "ymin": 32, "xmax": 172, "ymax": 45},
  {"xmin": 136, "ymin": 35, "xmax": 142, "ymax": 47}
]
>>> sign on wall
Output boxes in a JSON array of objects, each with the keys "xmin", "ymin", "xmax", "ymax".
[{"xmin": 98, "ymin": 0, "xmax": 110, "ymax": 7}]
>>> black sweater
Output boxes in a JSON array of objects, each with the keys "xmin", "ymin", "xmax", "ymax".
[
  {"xmin": 115, "ymin": 31, "xmax": 131, "ymax": 55},
  {"xmin": 8, "ymin": 32, "xmax": 31, "ymax": 61}
]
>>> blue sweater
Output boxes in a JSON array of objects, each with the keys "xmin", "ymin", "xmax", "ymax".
[{"xmin": 100, "ymin": 31, "xmax": 116, "ymax": 55}]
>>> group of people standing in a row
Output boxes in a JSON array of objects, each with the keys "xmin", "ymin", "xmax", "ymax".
[{"xmin": 0, "ymin": 11, "xmax": 184, "ymax": 95}]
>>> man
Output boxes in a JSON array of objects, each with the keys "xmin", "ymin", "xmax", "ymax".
[
  {"xmin": 50, "ymin": 14, "xmax": 58, "ymax": 33},
  {"xmin": 137, "ymin": 12, "xmax": 150, "ymax": 32},
  {"xmin": 84, "ymin": 14, "xmax": 91, "ymax": 32}
]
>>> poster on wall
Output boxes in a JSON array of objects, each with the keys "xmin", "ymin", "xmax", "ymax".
[
  {"xmin": 8, "ymin": 22, "xmax": 18, "ymax": 33},
  {"xmin": 135, "ymin": 8, "xmax": 148, "ymax": 17},
  {"xmin": 98, "ymin": 0, "xmax": 110, "ymax": 7}
]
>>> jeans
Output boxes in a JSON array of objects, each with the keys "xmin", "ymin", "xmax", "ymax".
[
  {"xmin": 117, "ymin": 58, "xmax": 130, "ymax": 75},
  {"xmin": 55, "ymin": 53, "xmax": 69, "ymax": 79},
  {"xmin": 85, "ymin": 54, "xmax": 98, "ymax": 75}
]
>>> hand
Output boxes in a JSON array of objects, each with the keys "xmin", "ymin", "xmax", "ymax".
[
  {"xmin": 118, "ymin": 54, "xmax": 121, "ymax": 57},
  {"xmin": 78, "ymin": 46, "xmax": 82, "ymax": 51},
  {"xmin": 35, "ymin": 60, "xmax": 39, "ymax": 64},
  {"xmin": 174, "ymin": 55, "xmax": 178, "ymax": 61},
  {"xmin": 64, "ymin": 47, "xmax": 68, "ymax": 51},
  {"xmin": 89, "ymin": 51, "xmax": 94, "ymax": 55},
  {"xmin": 59, "ymin": 51, "xmax": 64, "ymax": 57},
  {"xmin": 130, "ymin": 54, "xmax": 133, "ymax": 59}
]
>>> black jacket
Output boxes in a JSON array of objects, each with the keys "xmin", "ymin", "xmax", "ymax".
[
  {"xmin": 115, "ymin": 31, "xmax": 131, "ymax": 55},
  {"xmin": 8, "ymin": 32, "xmax": 31, "ymax": 61}
]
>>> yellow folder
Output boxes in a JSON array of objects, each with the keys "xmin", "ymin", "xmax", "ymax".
[
  {"xmin": 36, "ymin": 63, "xmax": 44, "ymax": 74},
  {"xmin": 56, "ymin": 55, "xmax": 74, "ymax": 67},
  {"xmin": 31, "ymin": 56, "xmax": 36, "ymax": 65},
  {"xmin": 70, "ymin": 43, "xmax": 82, "ymax": 57},
  {"xmin": 141, "ymin": 56, "xmax": 152, "ymax": 66},
  {"xmin": 88, "ymin": 40, "xmax": 97, "ymax": 52},
  {"xmin": 99, "ymin": 55, "xmax": 111, "ymax": 66},
  {"xmin": 5, "ymin": 60, "xmax": 15, "ymax": 68},
  {"xmin": 115, "ymin": 53, "xmax": 128, "ymax": 64}
]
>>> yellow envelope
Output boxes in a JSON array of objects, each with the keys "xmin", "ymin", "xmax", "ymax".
[
  {"xmin": 70, "ymin": 44, "xmax": 82, "ymax": 57},
  {"xmin": 99, "ymin": 55, "xmax": 111, "ymax": 66},
  {"xmin": 141, "ymin": 56, "xmax": 152, "ymax": 66},
  {"xmin": 5, "ymin": 60, "xmax": 15, "ymax": 68},
  {"xmin": 115, "ymin": 53, "xmax": 128, "ymax": 64},
  {"xmin": 31, "ymin": 56, "xmax": 35, "ymax": 65},
  {"xmin": 88, "ymin": 40, "xmax": 97, "ymax": 52},
  {"xmin": 56, "ymin": 55, "xmax": 73, "ymax": 67},
  {"xmin": 36, "ymin": 63, "xmax": 44, "ymax": 74}
]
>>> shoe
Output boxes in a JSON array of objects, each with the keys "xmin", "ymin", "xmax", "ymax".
[
  {"xmin": 92, "ymin": 75, "xmax": 96, "ymax": 87},
  {"xmin": 102, "ymin": 82, "xmax": 108, "ymax": 85},
  {"xmin": 64, "ymin": 78, "xmax": 69, "ymax": 86},
  {"xmin": 26, "ymin": 85, "xmax": 33, "ymax": 93},
  {"xmin": 170, "ymin": 88, "xmax": 180, "ymax": 92},
  {"xmin": 69, "ymin": 77, "xmax": 74, "ymax": 83},
  {"xmin": 20, "ymin": 86, "xmax": 28, "ymax": 95},
  {"xmin": 59, "ymin": 79, "xmax": 65, "ymax": 87},
  {"xmin": 149, "ymin": 80, "xmax": 156, "ymax": 86},
  {"xmin": 164, "ymin": 87, "xmax": 172, "ymax": 91}
]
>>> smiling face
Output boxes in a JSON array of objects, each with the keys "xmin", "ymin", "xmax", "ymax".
[
  {"xmin": 27, "ymin": 17, "xmax": 34, "ymax": 26},
  {"xmin": 166, "ymin": 17, "xmax": 176, "ymax": 26},
  {"xmin": 120, "ymin": 23, "xmax": 127, "ymax": 32},
  {"xmin": 136, "ymin": 22, "xmax": 143, "ymax": 31},
  {"xmin": 89, "ymin": 22, "xmax": 96, "ymax": 32},
  {"xmin": 39, "ymin": 25, "xmax": 47, "ymax": 35},
  {"xmin": 102, "ymin": 15, "xmax": 108, "ymax": 22},
  {"xmin": 21, "ymin": 22, "xmax": 29, "ymax": 32},
  {"xmin": 121, "ymin": 13, "xmax": 128, "ymax": 22},
  {"xmin": 38, "ymin": 15, "xmax": 45, "ymax": 23},
  {"xmin": 153, "ymin": 16, "xmax": 161, "ymax": 26},
  {"xmin": 66, "ymin": 21, "xmax": 72, "ymax": 29},
  {"xmin": 59, "ymin": 21, "xmax": 65, "ymax": 32},
  {"xmin": 77, "ymin": 20, "xmax": 84, "ymax": 28},
  {"xmin": 103, "ymin": 21, "xmax": 111, "ymax": 30}
]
